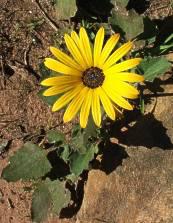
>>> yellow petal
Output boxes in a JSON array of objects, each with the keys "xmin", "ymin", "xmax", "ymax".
[
  {"xmin": 109, "ymin": 72, "xmax": 144, "ymax": 82},
  {"xmin": 43, "ymin": 84, "xmax": 78, "ymax": 96},
  {"xmin": 80, "ymin": 89, "xmax": 92, "ymax": 128},
  {"xmin": 79, "ymin": 27, "xmax": 93, "ymax": 67},
  {"xmin": 97, "ymin": 87, "xmax": 115, "ymax": 120},
  {"xmin": 71, "ymin": 31, "xmax": 88, "ymax": 67},
  {"xmin": 44, "ymin": 58, "xmax": 81, "ymax": 76},
  {"xmin": 104, "ymin": 58, "xmax": 142, "ymax": 74},
  {"xmin": 63, "ymin": 87, "xmax": 88, "ymax": 123},
  {"xmin": 64, "ymin": 34, "xmax": 87, "ymax": 70},
  {"xmin": 41, "ymin": 76, "xmax": 81, "ymax": 86},
  {"xmin": 94, "ymin": 27, "xmax": 104, "ymax": 67},
  {"xmin": 50, "ymin": 46, "xmax": 83, "ymax": 71},
  {"xmin": 52, "ymin": 84, "xmax": 83, "ymax": 112},
  {"xmin": 98, "ymin": 34, "xmax": 120, "ymax": 68},
  {"xmin": 71, "ymin": 30, "xmax": 80, "ymax": 46},
  {"xmin": 103, "ymin": 42, "xmax": 133, "ymax": 70},
  {"xmin": 105, "ymin": 78, "xmax": 139, "ymax": 99},
  {"xmin": 103, "ymin": 82, "xmax": 133, "ymax": 110},
  {"xmin": 91, "ymin": 89, "xmax": 101, "ymax": 127}
]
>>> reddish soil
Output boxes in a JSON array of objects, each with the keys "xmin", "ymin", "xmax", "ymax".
[{"xmin": 0, "ymin": 1, "xmax": 73, "ymax": 222}]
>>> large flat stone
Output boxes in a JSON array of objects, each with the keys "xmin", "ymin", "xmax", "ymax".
[{"xmin": 77, "ymin": 147, "xmax": 173, "ymax": 223}]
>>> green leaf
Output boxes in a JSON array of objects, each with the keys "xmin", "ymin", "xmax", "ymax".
[
  {"xmin": 0, "ymin": 139, "xmax": 9, "ymax": 154},
  {"xmin": 45, "ymin": 179, "xmax": 71, "ymax": 214},
  {"xmin": 71, "ymin": 120, "xmax": 98, "ymax": 153},
  {"xmin": 66, "ymin": 173, "xmax": 79, "ymax": 183},
  {"xmin": 69, "ymin": 144, "xmax": 98, "ymax": 176},
  {"xmin": 31, "ymin": 183, "xmax": 51, "ymax": 223},
  {"xmin": 138, "ymin": 57, "xmax": 171, "ymax": 82},
  {"xmin": 32, "ymin": 179, "xmax": 71, "ymax": 222},
  {"xmin": 84, "ymin": 115, "xmax": 97, "ymax": 138},
  {"xmin": 165, "ymin": 33, "xmax": 173, "ymax": 44},
  {"xmin": 71, "ymin": 125, "xmax": 87, "ymax": 153},
  {"xmin": 55, "ymin": 0, "xmax": 77, "ymax": 20},
  {"xmin": 111, "ymin": 0, "xmax": 129, "ymax": 8},
  {"xmin": 1, "ymin": 142, "xmax": 52, "ymax": 182},
  {"xmin": 139, "ymin": 96, "xmax": 145, "ymax": 114},
  {"xmin": 109, "ymin": 9, "xmax": 144, "ymax": 40},
  {"xmin": 47, "ymin": 130, "xmax": 65, "ymax": 144},
  {"xmin": 57, "ymin": 144, "xmax": 71, "ymax": 163},
  {"xmin": 151, "ymin": 33, "xmax": 173, "ymax": 55}
]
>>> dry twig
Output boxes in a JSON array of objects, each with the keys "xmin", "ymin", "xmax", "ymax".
[{"xmin": 34, "ymin": 0, "xmax": 59, "ymax": 32}]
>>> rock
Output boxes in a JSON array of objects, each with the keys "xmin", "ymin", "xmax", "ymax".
[
  {"xmin": 153, "ymin": 79, "xmax": 173, "ymax": 145},
  {"xmin": 77, "ymin": 147, "xmax": 173, "ymax": 223}
]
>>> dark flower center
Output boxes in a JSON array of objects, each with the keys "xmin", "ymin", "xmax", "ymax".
[{"xmin": 82, "ymin": 67, "xmax": 105, "ymax": 89}]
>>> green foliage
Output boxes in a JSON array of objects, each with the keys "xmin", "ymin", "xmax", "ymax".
[
  {"xmin": 57, "ymin": 144, "xmax": 71, "ymax": 163},
  {"xmin": 27, "ymin": 18, "xmax": 44, "ymax": 32},
  {"xmin": 32, "ymin": 179, "xmax": 71, "ymax": 222},
  {"xmin": 2, "ymin": 142, "xmax": 51, "ymax": 182},
  {"xmin": 69, "ymin": 144, "xmax": 98, "ymax": 176},
  {"xmin": 1, "ymin": 120, "xmax": 99, "ymax": 194},
  {"xmin": 0, "ymin": 139, "xmax": 9, "ymax": 154},
  {"xmin": 109, "ymin": 0, "xmax": 144, "ymax": 40},
  {"xmin": 71, "ymin": 119, "xmax": 97, "ymax": 154},
  {"xmin": 55, "ymin": 0, "xmax": 77, "ymax": 20},
  {"xmin": 111, "ymin": 0, "xmax": 129, "ymax": 8},
  {"xmin": 109, "ymin": 9, "xmax": 144, "ymax": 40},
  {"xmin": 46, "ymin": 179, "xmax": 71, "ymax": 214},
  {"xmin": 151, "ymin": 34, "xmax": 173, "ymax": 56},
  {"xmin": 47, "ymin": 129, "xmax": 65, "ymax": 144},
  {"xmin": 139, "ymin": 96, "xmax": 145, "ymax": 114},
  {"xmin": 71, "ymin": 125, "xmax": 88, "ymax": 153},
  {"xmin": 31, "ymin": 182, "xmax": 51, "ymax": 223},
  {"xmin": 138, "ymin": 57, "xmax": 171, "ymax": 82}
]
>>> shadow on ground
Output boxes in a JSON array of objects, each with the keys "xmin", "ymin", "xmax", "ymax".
[
  {"xmin": 111, "ymin": 113, "xmax": 173, "ymax": 150},
  {"xmin": 75, "ymin": 0, "xmax": 114, "ymax": 22},
  {"xmin": 100, "ymin": 143, "xmax": 128, "ymax": 174}
]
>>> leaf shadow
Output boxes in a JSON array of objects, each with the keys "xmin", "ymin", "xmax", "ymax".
[
  {"xmin": 126, "ymin": 0, "xmax": 150, "ymax": 14},
  {"xmin": 154, "ymin": 15, "xmax": 173, "ymax": 48},
  {"xmin": 96, "ymin": 110, "xmax": 173, "ymax": 177},
  {"xmin": 99, "ymin": 142, "xmax": 128, "ymax": 175},
  {"xmin": 115, "ymin": 113, "xmax": 173, "ymax": 150},
  {"xmin": 74, "ymin": 0, "xmax": 114, "ymax": 22},
  {"xmin": 45, "ymin": 150, "xmax": 70, "ymax": 180}
]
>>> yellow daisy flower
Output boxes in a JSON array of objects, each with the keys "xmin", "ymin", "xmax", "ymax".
[{"xmin": 41, "ymin": 27, "xmax": 144, "ymax": 128}]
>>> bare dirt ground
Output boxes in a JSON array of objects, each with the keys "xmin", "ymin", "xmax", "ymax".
[
  {"xmin": 0, "ymin": 0, "xmax": 173, "ymax": 222},
  {"xmin": 0, "ymin": 1, "xmax": 73, "ymax": 222}
]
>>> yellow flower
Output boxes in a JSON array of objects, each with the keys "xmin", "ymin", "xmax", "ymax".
[{"xmin": 41, "ymin": 27, "xmax": 144, "ymax": 128}]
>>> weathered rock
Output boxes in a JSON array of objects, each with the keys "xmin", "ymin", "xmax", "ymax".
[
  {"xmin": 77, "ymin": 147, "xmax": 173, "ymax": 223},
  {"xmin": 153, "ymin": 79, "xmax": 173, "ymax": 145}
]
